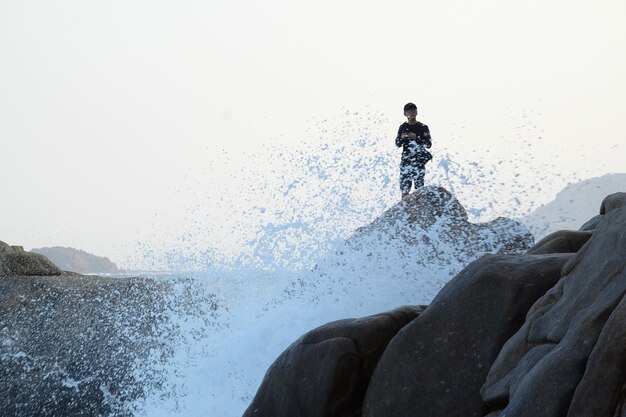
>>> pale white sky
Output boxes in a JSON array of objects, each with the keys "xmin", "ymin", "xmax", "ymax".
[{"xmin": 1, "ymin": 0, "xmax": 625, "ymax": 269}]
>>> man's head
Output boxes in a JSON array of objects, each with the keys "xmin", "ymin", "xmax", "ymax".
[{"xmin": 403, "ymin": 102, "xmax": 417, "ymax": 120}]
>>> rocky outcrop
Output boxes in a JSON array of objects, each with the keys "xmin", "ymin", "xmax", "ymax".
[
  {"xmin": 363, "ymin": 253, "xmax": 570, "ymax": 417},
  {"xmin": 1, "ymin": 254, "xmax": 221, "ymax": 417},
  {"xmin": 31, "ymin": 246, "xmax": 120, "ymax": 274},
  {"xmin": 526, "ymin": 230, "xmax": 592, "ymax": 255},
  {"xmin": 1, "ymin": 274, "xmax": 160, "ymax": 416},
  {"xmin": 481, "ymin": 192, "xmax": 626, "ymax": 417},
  {"xmin": 344, "ymin": 186, "xmax": 533, "ymax": 264},
  {"xmin": 0, "ymin": 241, "xmax": 62, "ymax": 276},
  {"xmin": 600, "ymin": 191, "xmax": 626, "ymax": 214},
  {"xmin": 244, "ymin": 306, "xmax": 424, "ymax": 417},
  {"xmin": 245, "ymin": 190, "xmax": 626, "ymax": 417}
]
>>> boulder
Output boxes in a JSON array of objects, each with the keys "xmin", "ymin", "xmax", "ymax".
[
  {"xmin": 349, "ymin": 187, "xmax": 468, "ymax": 241},
  {"xmin": 600, "ymin": 192, "xmax": 626, "ymax": 215},
  {"xmin": 527, "ymin": 230, "xmax": 593, "ymax": 255},
  {"xmin": 481, "ymin": 205, "xmax": 626, "ymax": 417},
  {"xmin": 0, "ymin": 271, "xmax": 221, "ymax": 417},
  {"xmin": 567, "ymin": 292, "xmax": 626, "ymax": 416},
  {"xmin": 0, "ymin": 241, "xmax": 14, "ymax": 253},
  {"xmin": 472, "ymin": 216, "xmax": 535, "ymax": 254},
  {"xmin": 362, "ymin": 252, "xmax": 571, "ymax": 417},
  {"xmin": 0, "ymin": 241, "xmax": 62, "ymax": 276},
  {"xmin": 344, "ymin": 186, "xmax": 533, "ymax": 264},
  {"xmin": 243, "ymin": 306, "xmax": 424, "ymax": 417}
]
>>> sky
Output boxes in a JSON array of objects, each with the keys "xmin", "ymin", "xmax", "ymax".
[{"xmin": 1, "ymin": 0, "xmax": 625, "ymax": 269}]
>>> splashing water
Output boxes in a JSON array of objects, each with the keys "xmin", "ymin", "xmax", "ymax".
[
  {"xmin": 128, "ymin": 113, "xmax": 547, "ymax": 416},
  {"xmin": 2, "ymin": 110, "xmax": 607, "ymax": 417}
]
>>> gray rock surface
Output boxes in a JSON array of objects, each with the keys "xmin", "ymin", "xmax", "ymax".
[
  {"xmin": 362, "ymin": 253, "xmax": 571, "ymax": 417},
  {"xmin": 345, "ymin": 186, "xmax": 534, "ymax": 263},
  {"xmin": 481, "ymin": 205, "xmax": 626, "ymax": 417},
  {"xmin": 0, "ymin": 241, "xmax": 62, "ymax": 276},
  {"xmin": 0, "ymin": 274, "xmax": 162, "ymax": 416},
  {"xmin": 567, "ymin": 292, "xmax": 626, "ymax": 416},
  {"xmin": 527, "ymin": 230, "xmax": 592, "ymax": 255},
  {"xmin": 0, "ymin": 242, "xmax": 12, "ymax": 253},
  {"xmin": 600, "ymin": 191, "xmax": 626, "ymax": 215},
  {"xmin": 243, "ymin": 306, "xmax": 424, "ymax": 417},
  {"xmin": 1, "ymin": 263, "xmax": 222, "ymax": 417}
]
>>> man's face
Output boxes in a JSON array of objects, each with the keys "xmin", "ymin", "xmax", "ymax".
[{"xmin": 404, "ymin": 108, "xmax": 417, "ymax": 119}]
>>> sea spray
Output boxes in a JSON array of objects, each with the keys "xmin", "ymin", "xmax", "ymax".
[
  {"xmin": 127, "ymin": 112, "xmax": 542, "ymax": 416},
  {"xmin": 3, "ymin": 111, "xmax": 548, "ymax": 417},
  {"xmin": 134, "ymin": 189, "xmax": 532, "ymax": 417}
]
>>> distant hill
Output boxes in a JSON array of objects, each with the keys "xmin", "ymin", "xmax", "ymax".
[
  {"xmin": 519, "ymin": 173, "xmax": 626, "ymax": 238},
  {"xmin": 30, "ymin": 246, "xmax": 119, "ymax": 274}
]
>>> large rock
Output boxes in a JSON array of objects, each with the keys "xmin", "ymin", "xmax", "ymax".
[
  {"xmin": 481, "ymin": 205, "xmax": 626, "ymax": 417},
  {"xmin": 31, "ymin": 246, "xmax": 120, "ymax": 274},
  {"xmin": 243, "ymin": 306, "xmax": 424, "ymax": 417},
  {"xmin": 345, "ymin": 186, "xmax": 533, "ymax": 265},
  {"xmin": 527, "ymin": 230, "xmax": 592, "ymax": 255},
  {"xmin": 1, "ymin": 271, "xmax": 222, "ymax": 417},
  {"xmin": 567, "ymin": 292, "xmax": 626, "ymax": 416},
  {"xmin": 362, "ymin": 253, "xmax": 571, "ymax": 417},
  {"xmin": 600, "ymin": 191, "xmax": 626, "ymax": 214},
  {"xmin": 0, "ymin": 274, "xmax": 160, "ymax": 416},
  {"xmin": 0, "ymin": 241, "xmax": 62, "ymax": 276}
]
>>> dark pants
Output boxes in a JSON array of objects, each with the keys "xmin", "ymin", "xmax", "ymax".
[{"xmin": 400, "ymin": 162, "xmax": 425, "ymax": 196}]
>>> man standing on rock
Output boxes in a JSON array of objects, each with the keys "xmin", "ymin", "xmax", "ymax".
[{"xmin": 396, "ymin": 102, "xmax": 432, "ymax": 197}]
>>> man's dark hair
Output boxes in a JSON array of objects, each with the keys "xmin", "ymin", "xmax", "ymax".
[{"xmin": 404, "ymin": 102, "xmax": 417, "ymax": 112}]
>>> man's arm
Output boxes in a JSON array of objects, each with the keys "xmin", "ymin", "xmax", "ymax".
[
  {"xmin": 395, "ymin": 125, "xmax": 407, "ymax": 147},
  {"xmin": 421, "ymin": 125, "xmax": 432, "ymax": 148}
]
